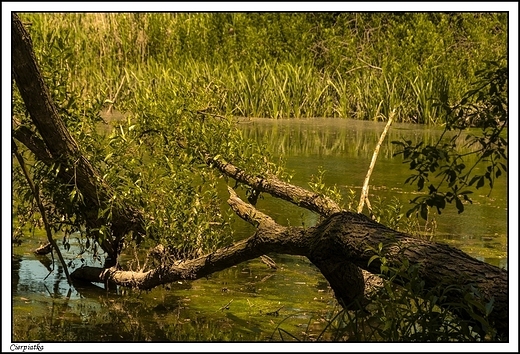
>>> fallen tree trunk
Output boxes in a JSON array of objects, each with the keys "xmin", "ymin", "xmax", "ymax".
[
  {"xmin": 12, "ymin": 13, "xmax": 508, "ymax": 339},
  {"xmin": 72, "ymin": 188, "xmax": 508, "ymax": 337}
]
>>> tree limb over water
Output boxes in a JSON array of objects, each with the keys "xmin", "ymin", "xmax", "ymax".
[
  {"xmin": 11, "ymin": 13, "xmax": 508, "ymax": 338},
  {"xmin": 205, "ymin": 155, "xmax": 343, "ymax": 217},
  {"xmin": 71, "ymin": 183, "xmax": 508, "ymax": 337}
]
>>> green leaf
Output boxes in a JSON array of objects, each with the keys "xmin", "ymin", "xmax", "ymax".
[
  {"xmin": 69, "ymin": 189, "xmax": 76, "ymax": 202},
  {"xmin": 455, "ymin": 197, "xmax": 464, "ymax": 214},
  {"xmin": 420, "ymin": 203, "xmax": 428, "ymax": 220},
  {"xmin": 476, "ymin": 176, "xmax": 485, "ymax": 189},
  {"xmin": 368, "ymin": 255, "xmax": 379, "ymax": 267}
]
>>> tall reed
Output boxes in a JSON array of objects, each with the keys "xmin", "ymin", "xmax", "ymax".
[{"xmin": 19, "ymin": 13, "xmax": 507, "ymax": 125}]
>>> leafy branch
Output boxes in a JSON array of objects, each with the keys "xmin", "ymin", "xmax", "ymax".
[{"xmin": 393, "ymin": 58, "xmax": 507, "ymax": 219}]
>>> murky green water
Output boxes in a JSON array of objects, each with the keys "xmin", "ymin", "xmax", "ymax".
[
  {"xmin": 241, "ymin": 118, "xmax": 507, "ymax": 267},
  {"xmin": 11, "ymin": 118, "xmax": 507, "ymax": 342}
]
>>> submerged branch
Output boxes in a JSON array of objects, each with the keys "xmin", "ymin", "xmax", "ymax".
[
  {"xmin": 70, "ymin": 186, "xmax": 508, "ymax": 337},
  {"xmin": 72, "ymin": 190, "xmax": 303, "ymax": 288},
  {"xmin": 13, "ymin": 13, "xmax": 508, "ymax": 337}
]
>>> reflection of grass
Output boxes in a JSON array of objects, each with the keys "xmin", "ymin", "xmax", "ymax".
[
  {"xmin": 241, "ymin": 118, "xmax": 507, "ymax": 262},
  {"xmin": 241, "ymin": 118, "xmax": 445, "ymax": 158},
  {"xmin": 242, "ymin": 117, "xmax": 494, "ymax": 160}
]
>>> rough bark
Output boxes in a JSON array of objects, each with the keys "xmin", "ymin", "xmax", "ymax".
[
  {"xmin": 71, "ymin": 191, "xmax": 508, "ymax": 337},
  {"xmin": 203, "ymin": 157, "xmax": 366, "ymax": 303},
  {"xmin": 12, "ymin": 13, "xmax": 508, "ymax": 338},
  {"xmin": 308, "ymin": 212, "xmax": 508, "ymax": 336},
  {"xmin": 206, "ymin": 155, "xmax": 343, "ymax": 217},
  {"xmin": 11, "ymin": 13, "xmax": 144, "ymax": 264},
  {"xmin": 12, "ymin": 13, "xmax": 101, "ymax": 205}
]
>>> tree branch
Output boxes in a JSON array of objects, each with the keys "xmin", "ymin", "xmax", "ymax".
[
  {"xmin": 226, "ymin": 186, "xmax": 277, "ymax": 227},
  {"xmin": 358, "ymin": 109, "xmax": 394, "ymax": 213},
  {"xmin": 71, "ymin": 204, "xmax": 508, "ymax": 336},
  {"xmin": 12, "ymin": 13, "xmax": 508, "ymax": 337},
  {"xmin": 11, "ymin": 13, "xmax": 144, "ymax": 263},
  {"xmin": 12, "ymin": 139, "xmax": 72, "ymax": 284},
  {"xmin": 71, "ymin": 189, "xmax": 307, "ymax": 286},
  {"xmin": 206, "ymin": 155, "xmax": 343, "ymax": 217},
  {"xmin": 12, "ymin": 117, "xmax": 54, "ymax": 163}
]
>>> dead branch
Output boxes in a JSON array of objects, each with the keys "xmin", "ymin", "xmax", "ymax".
[
  {"xmin": 358, "ymin": 109, "xmax": 395, "ymax": 214},
  {"xmin": 208, "ymin": 156, "xmax": 342, "ymax": 217}
]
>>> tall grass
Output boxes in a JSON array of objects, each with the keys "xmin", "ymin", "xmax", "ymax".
[{"xmin": 19, "ymin": 12, "xmax": 507, "ymax": 124}]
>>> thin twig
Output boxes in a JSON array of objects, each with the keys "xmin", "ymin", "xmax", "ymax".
[
  {"xmin": 107, "ymin": 75, "xmax": 126, "ymax": 114},
  {"xmin": 219, "ymin": 299, "xmax": 233, "ymax": 311},
  {"xmin": 12, "ymin": 139, "xmax": 72, "ymax": 284}
]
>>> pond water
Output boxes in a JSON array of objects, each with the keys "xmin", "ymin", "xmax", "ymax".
[
  {"xmin": 240, "ymin": 118, "xmax": 507, "ymax": 267},
  {"xmin": 10, "ymin": 118, "xmax": 508, "ymax": 343}
]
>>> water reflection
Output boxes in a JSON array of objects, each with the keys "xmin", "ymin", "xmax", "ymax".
[
  {"xmin": 14, "ymin": 256, "xmax": 74, "ymax": 299},
  {"xmin": 12, "ymin": 118, "xmax": 508, "ymax": 341},
  {"xmin": 241, "ymin": 118, "xmax": 508, "ymax": 268},
  {"xmin": 13, "ymin": 246, "xmax": 337, "ymax": 341}
]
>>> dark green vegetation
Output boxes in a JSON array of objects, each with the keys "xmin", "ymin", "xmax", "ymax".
[
  {"xmin": 11, "ymin": 12, "xmax": 508, "ymax": 343},
  {"xmin": 393, "ymin": 60, "xmax": 507, "ymax": 218},
  {"xmin": 18, "ymin": 13, "xmax": 506, "ymax": 121}
]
